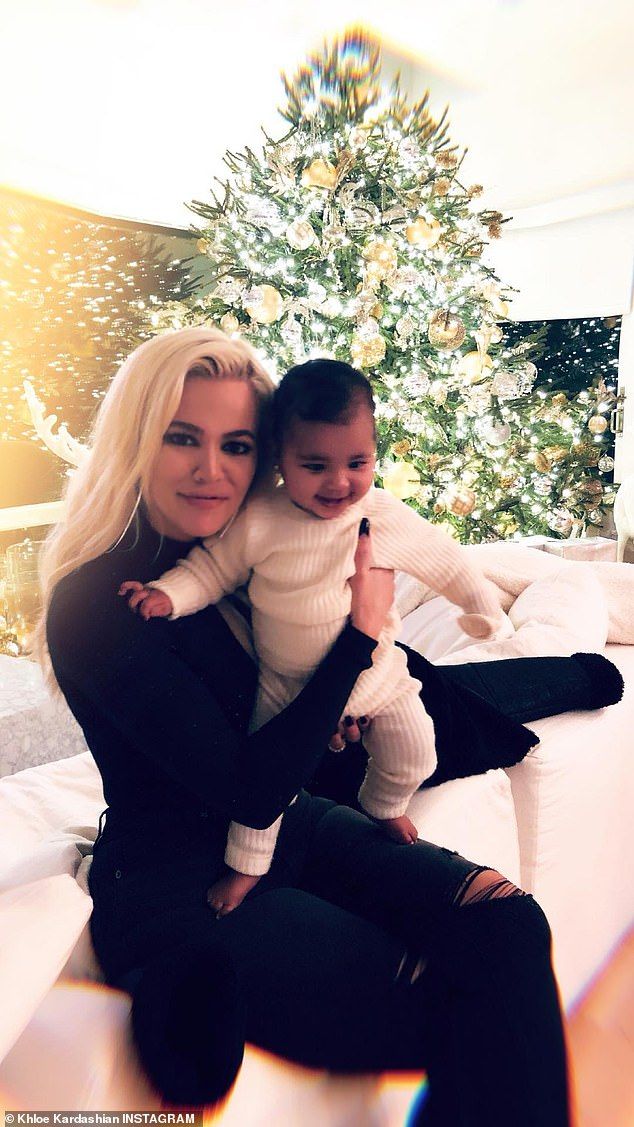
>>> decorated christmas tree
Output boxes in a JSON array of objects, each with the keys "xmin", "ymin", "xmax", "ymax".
[{"xmin": 182, "ymin": 33, "xmax": 616, "ymax": 542}]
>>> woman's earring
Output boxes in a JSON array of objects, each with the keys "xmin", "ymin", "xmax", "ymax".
[
  {"xmin": 109, "ymin": 485, "xmax": 142, "ymax": 552},
  {"xmin": 217, "ymin": 509, "xmax": 238, "ymax": 540}
]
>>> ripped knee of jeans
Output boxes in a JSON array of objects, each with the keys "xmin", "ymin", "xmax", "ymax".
[{"xmin": 452, "ymin": 866, "xmax": 526, "ymax": 907}]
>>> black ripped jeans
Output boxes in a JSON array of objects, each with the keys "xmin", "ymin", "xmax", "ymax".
[{"xmin": 89, "ymin": 791, "xmax": 569, "ymax": 1125}]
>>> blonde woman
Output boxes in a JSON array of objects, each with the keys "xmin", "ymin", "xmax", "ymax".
[{"xmin": 40, "ymin": 327, "xmax": 573, "ymax": 1125}]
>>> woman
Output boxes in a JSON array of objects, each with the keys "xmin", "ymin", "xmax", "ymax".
[{"xmin": 40, "ymin": 326, "xmax": 571, "ymax": 1126}]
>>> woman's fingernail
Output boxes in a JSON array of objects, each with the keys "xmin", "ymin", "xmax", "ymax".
[
  {"xmin": 359, "ymin": 517, "xmax": 370, "ymax": 536},
  {"xmin": 344, "ymin": 715, "xmax": 354, "ymax": 726},
  {"xmin": 359, "ymin": 716, "xmax": 368, "ymax": 725}
]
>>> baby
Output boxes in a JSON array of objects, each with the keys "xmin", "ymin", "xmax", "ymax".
[{"xmin": 122, "ymin": 359, "xmax": 504, "ymax": 914}]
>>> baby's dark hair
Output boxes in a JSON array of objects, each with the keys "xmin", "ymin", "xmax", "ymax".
[{"xmin": 272, "ymin": 359, "xmax": 375, "ymax": 450}]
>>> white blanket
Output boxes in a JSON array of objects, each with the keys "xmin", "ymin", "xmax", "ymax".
[
  {"xmin": 396, "ymin": 541, "xmax": 631, "ymax": 663},
  {"xmin": 464, "ymin": 542, "xmax": 634, "ymax": 646}
]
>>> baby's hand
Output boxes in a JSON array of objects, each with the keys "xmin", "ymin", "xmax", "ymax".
[
  {"xmin": 207, "ymin": 870, "xmax": 262, "ymax": 918},
  {"xmin": 376, "ymin": 814, "xmax": 419, "ymax": 845},
  {"xmin": 118, "ymin": 580, "xmax": 173, "ymax": 620}
]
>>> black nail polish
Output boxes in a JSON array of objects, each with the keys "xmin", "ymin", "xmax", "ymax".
[
  {"xmin": 344, "ymin": 715, "xmax": 354, "ymax": 726},
  {"xmin": 359, "ymin": 716, "xmax": 368, "ymax": 724},
  {"xmin": 359, "ymin": 517, "xmax": 370, "ymax": 536}
]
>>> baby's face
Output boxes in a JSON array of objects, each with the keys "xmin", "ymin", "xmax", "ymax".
[{"xmin": 279, "ymin": 408, "xmax": 376, "ymax": 519}]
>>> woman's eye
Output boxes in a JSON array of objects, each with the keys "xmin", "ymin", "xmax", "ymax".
[
  {"xmin": 223, "ymin": 441, "xmax": 254, "ymax": 456},
  {"xmin": 349, "ymin": 460, "xmax": 368, "ymax": 470},
  {"xmin": 302, "ymin": 464, "xmax": 325, "ymax": 473},
  {"xmin": 164, "ymin": 431, "xmax": 197, "ymax": 446}
]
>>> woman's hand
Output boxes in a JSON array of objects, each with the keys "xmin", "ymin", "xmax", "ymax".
[
  {"xmin": 327, "ymin": 714, "xmax": 371, "ymax": 751},
  {"xmin": 348, "ymin": 519, "xmax": 394, "ymax": 641}
]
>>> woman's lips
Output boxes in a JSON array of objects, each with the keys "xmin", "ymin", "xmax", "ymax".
[{"xmin": 180, "ymin": 494, "xmax": 230, "ymax": 508}]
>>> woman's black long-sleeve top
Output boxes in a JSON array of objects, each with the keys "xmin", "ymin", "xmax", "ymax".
[{"xmin": 46, "ymin": 515, "xmax": 377, "ymax": 832}]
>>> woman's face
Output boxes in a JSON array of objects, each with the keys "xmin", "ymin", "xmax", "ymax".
[{"xmin": 145, "ymin": 376, "xmax": 258, "ymax": 541}]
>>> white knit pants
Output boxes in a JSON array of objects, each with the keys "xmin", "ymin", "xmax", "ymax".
[{"xmin": 225, "ymin": 677, "xmax": 437, "ymax": 877}]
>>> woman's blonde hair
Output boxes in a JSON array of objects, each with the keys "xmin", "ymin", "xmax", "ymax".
[{"xmin": 36, "ymin": 325, "xmax": 275, "ymax": 680}]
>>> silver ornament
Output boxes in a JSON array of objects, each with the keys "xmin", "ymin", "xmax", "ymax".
[
  {"xmin": 547, "ymin": 508, "xmax": 573, "ymax": 535},
  {"xmin": 533, "ymin": 478, "xmax": 553, "ymax": 497},
  {"xmin": 244, "ymin": 197, "xmax": 286, "ymax": 235},
  {"xmin": 598, "ymin": 455, "xmax": 615, "ymax": 474},
  {"xmin": 388, "ymin": 266, "xmax": 422, "ymax": 299},
  {"xmin": 403, "ymin": 372, "xmax": 431, "ymax": 398},
  {"xmin": 395, "ymin": 315, "xmax": 416, "ymax": 341},
  {"xmin": 515, "ymin": 362, "xmax": 537, "ymax": 395},
  {"xmin": 587, "ymin": 509, "xmax": 603, "ymax": 525},
  {"xmin": 214, "ymin": 276, "xmax": 246, "ymax": 304},
  {"xmin": 286, "ymin": 219, "xmax": 317, "ymax": 250},
  {"xmin": 281, "ymin": 315, "xmax": 303, "ymax": 350},
  {"xmin": 382, "ymin": 205, "xmax": 408, "ymax": 228},
  {"xmin": 491, "ymin": 370, "xmax": 521, "ymax": 402},
  {"xmin": 477, "ymin": 417, "xmax": 511, "ymax": 446},
  {"xmin": 344, "ymin": 202, "xmax": 381, "ymax": 231}
]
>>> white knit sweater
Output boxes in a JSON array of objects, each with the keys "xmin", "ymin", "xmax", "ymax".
[
  {"xmin": 154, "ymin": 485, "xmax": 504, "ymax": 874},
  {"xmin": 155, "ymin": 484, "xmax": 501, "ymax": 696}
]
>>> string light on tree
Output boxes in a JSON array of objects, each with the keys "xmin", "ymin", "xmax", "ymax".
[{"xmin": 175, "ymin": 32, "xmax": 616, "ymax": 542}]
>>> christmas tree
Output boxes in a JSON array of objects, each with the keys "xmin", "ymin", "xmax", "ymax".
[{"xmin": 182, "ymin": 32, "xmax": 616, "ymax": 542}]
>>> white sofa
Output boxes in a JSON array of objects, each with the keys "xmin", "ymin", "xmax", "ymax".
[{"xmin": 1, "ymin": 567, "xmax": 633, "ymax": 1122}]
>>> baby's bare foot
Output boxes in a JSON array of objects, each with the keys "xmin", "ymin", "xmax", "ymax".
[
  {"xmin": 378, "ymin": 814, "xmax": 419, "ymax": 845},
  {"xmin": 207, "ymin": 870, "xmax": 261, "ymax": 918}
]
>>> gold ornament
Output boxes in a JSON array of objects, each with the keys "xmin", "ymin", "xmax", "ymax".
[
  {"xmin": 363, "ymin": 238, "xmax": 398, "ymax": 280},
  {"xmin": 497, "ymin": 514, "xmax": 519, "ymax": 535},
  {"xmin": 533, "ymin": 452, "xmax": 552, "ymax": 473},
  {"xmin": 428, "ymin": 310, "xmax": 466, "ymax": 351},
  {"xmin": 468, "ymin": 185, "xmax": 483, "ymax": 198},
  {"xmin": 488, "ymin": 222, "xmax": 502, "ymax": 239},
  {"xmin": 489, "ymin": 296, "xmax": 510, "ymax": 319},
  {"xmin": 436, "ymin": 150, "xmax": 459, "ymax": 169},
  {"xmin": 587, "ymin": 415, "xmax": 608, "ymax": 435},
  {"xmin": 457, "ymin": 351, "xmax": 493, "ymax": 384},
  {"xmin": 220, "ymin": 312, "xmax": 240, "ymax": 334},
  {"xmin": 500, "ymin": 474, "xmax": 518, "ymax": 489},
  {"xmin": 430, "ymin": 382, "xmax": 448, "ymax": 406},
  {"xmin": 428, "ymin": 454, "xmax": 442, "ymax": 471},
  {"xmin": 244, "ymin": 284, "xmax": 284, "ymax": 324},
  {"xmin": 446, "ymin": 486, "xmax": 476, "ymax": 517},
  {"xmin": 406, "ymin": 217, "xmax": 442, "ymax": 248},
  {"xmin": 382, "ymin": 461, "xmax": 421, "ymax": 501},
  {"xmin": 370, "ymin": 301, "xmax": 383, "ymax": 319},
  {"xmin": 391, "ymin": 439, "xmax": 412, "ymax": 457},
  {"xmin": 489, "ymin": 324, "xmax": 504, "ymax": 344},
  {"xmin": 301, "ymin": 159, "xmax": 337, "ymax": 190},
  {"xmin": 464, "ymin": 242, "xmax": 484, "ymax": 258},
  {"xmin": 286, "ymin": 219, "xmax": 317, "ymax": 250},
  {"xmin": 196, "ymin": 238, "xmax": 211, "ymax": 254},
  {"xmin": 433, "ymin": 178, "xmax": 451, "ymax": 196},
  {"xmin": 544, "ymin": 445, "xmax": 568, "ymax": 464},
  {"xmin": 433, "ymin": 501, "xmax": 446, "ymax": 514},
  {"xmin": 350, "ymin": 333, "xmax": 386, "ymax": 368},
  {"xmin": 551, "ymin": 392, "xmax": 568, "ymax": 407}
]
